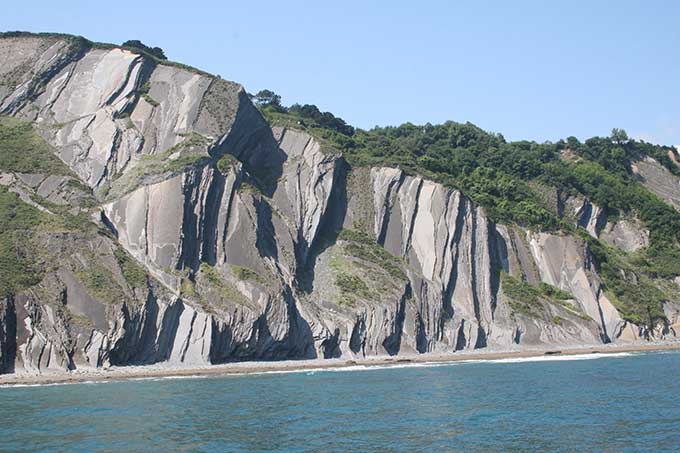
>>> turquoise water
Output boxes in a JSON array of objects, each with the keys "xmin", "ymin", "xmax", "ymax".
[{"xmin": 2, "ymin": 351, "xmax": 680, "ymax": 451}]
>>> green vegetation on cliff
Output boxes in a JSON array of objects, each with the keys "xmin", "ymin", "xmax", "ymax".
[
  {"xmin": 258, "ymin": 91, "xmax": 680, "ymax": 327},
  {"xmin": 0, "ymin": 187, "xmax": 46, "ymax": 298},
  {"xmin": 0, "ymin": 116, "xmax": 73, "ymax": 175},
  {"xmin": 338, "ymin": 229, "xmax": 406, "ymax": 281},
  {"xmin": 257, "ymin": 94, "xmax": 678, "ymax": 248},
  {"xmin": 501, "ymin": 272, "xmax": 590, "ymax": 321}
]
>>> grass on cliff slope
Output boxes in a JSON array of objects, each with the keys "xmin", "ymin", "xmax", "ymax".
[
  {"xmin": 0, "ymin": 116, "xmax": 73, "ymax": 175},
  {"xmin": 104, "ymin": 133, "xmax": 211, "ymax": 199},
  {"xmin": 580, "ymin": 231, "xmax": 668, "ymax": 326},
  {"xmin": 0, "ymin": 187, "xmax": 46, "ymax": 298},
  {"xmin": 257, "ymin": 99, "xmax": 680, "ymax": 328},
  {"xmin": 501, "ymin": 272, "xmax": 590, "ymax": 322},
  {"xmin": 338, "ymin": 229, "xmax": 406, "ymax": 281},
  {"xmin": 195, "ymin": 263, "xmax": 251, "ymax": 310},
  {"xmin": 329, "ymin": 255, "xmax": 372, "ymax": 308},
  {"xmin": 74, "ymin": 260, "xmax": 127, "ymax": 305},
  {"xmin": 326, "ymin": 229, "xmax": 408, "ymax": 307},
  {"xmin": 230, "ymin": 264, "xmax": 266, "ymax": 285},
  {"xmin": 114, "ymin": 248, "xmax": 147, "ymax": 288}
]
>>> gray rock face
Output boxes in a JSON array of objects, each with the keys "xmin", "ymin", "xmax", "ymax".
[
  {"xmin": 1, "ymin": 36, "xmax": 251, "ymax": 191},
  {"xmin": 562, "ymin": 195, "xmax": 650, "ymax": 253},
  {"xmin": 0, "ymin": 297, "xmax": 17, "ymax": 373},
  {"xmin": 632, "ymin": 157, "xmax": 680, "ymax": 210},
  {"xmin": 0, "ymin": 34, "xmax": 676, "ymax": 375},
  {"xmin": 0, "ymin": 36, "xmax": 84, "ymax": 114},
  {"xmin": 567, "ymin": 197, "xmax": 606, "ymax": 238},
  {"xmin": 527, "ymin": 232, "xmax": 621, "ymax": 342},
  {"xmin": 601, "ymin": 218, "xmax": 650, "ymax": 252},
  {"xmin": 367, "ymin": 169, "xmax": 606, "ymax": 350}
]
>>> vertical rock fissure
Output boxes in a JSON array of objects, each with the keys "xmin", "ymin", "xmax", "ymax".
[
  {"xmin": 595, "ymin": 287, "xmax": 612, "ymax": 343},
  {"xmin": 442, "ymin": 195, "xmax": 466, "ymax": 320},
  {"xmin": 487, "ymin": 224, "xmax": 505, "ymax": 319},
  {"xmin": 200, "ymin": 169, "xmax": 226, "ymax": 266},
  {"xmin": 381, "ymin": 285, "xmax": 409, "ymax": 355},
  {"xmin": 179, "ymin": 310, "xmax": 198, "ymax": 363},
  {"xmin": 377, "ymin": 171, "xmax": 405, "ymax": 245},
  {"xmin": 217, "ymin": 170, "xmax": 242, "ymax": 264},
  {"xmin": 469, "ymin": 209, "xmax": 481, "ymax": 321},
  {"xmin": 0, "ymin": 296, "xmax": 17, "ymax": 374},
  {"xmin": 403, "ymin": 179, "xmax": 424, "ymax": 258}
]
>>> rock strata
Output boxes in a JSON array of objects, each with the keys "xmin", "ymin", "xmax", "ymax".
[{"xmin": 1, "ymin": 34, "xmax": 678, "ymax": 374}]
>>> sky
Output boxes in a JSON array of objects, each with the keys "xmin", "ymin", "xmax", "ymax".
[{"xmin": 3, "ymin": 0, "xmax": 680, "ymax": 145}]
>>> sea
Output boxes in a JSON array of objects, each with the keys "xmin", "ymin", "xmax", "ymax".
[{"xmin": 2, "ymin": 350, "xmax": 680, "ymax": 451}]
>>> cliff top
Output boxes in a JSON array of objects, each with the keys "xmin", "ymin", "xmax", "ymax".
[{"xmin": 0, "ymin": 30, "xmax": 214, "ymax": 78}]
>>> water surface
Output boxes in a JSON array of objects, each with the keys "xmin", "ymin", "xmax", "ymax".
[{"xmin": 2, "ymin": 351, "xmax": 680, "ymax": 451}]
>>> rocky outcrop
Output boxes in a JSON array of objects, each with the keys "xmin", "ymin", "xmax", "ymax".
[
  {"xmin": 6, "ymin": 263, "xmax": 319, "ymax": 373},
  {"xmin": 527, "ymin": 233, "xmax": 623, "ymax": 342},
  {"xmin": 632, "ymin": 157, "xmax": 680, "ymax": 210},
  {"xmin": 368, "ymin": 169, "xmax": 611, "ymax": 349},
  {"xmin": 567, "ymin": 197, "xmax": 606, "ymax": 238},
  {"xmin": 0, "ymin": 33, "xmax": 676, "ymax": 375},
  {"xmin": 600, "ymin": 218, "xmax": 650, "ymax": 252},
  {"xmin": 1, "ymin": 35, "xmax": 253, "ymax": 192},
  {"xmin": 0, "ymin": 297, "xmax": 16, "ymax": 373},
  {"xmin": 102, "ymin": 126, "xmax": 341, "ymax": 289},
  {"xmin": 562, "ymin": 196, "xmax": 650, "ymax": 253}
]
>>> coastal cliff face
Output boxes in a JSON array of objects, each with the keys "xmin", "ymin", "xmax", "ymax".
[{"xmin": 1, "ymin": 34, "xmax": 678, "ymax": 374}]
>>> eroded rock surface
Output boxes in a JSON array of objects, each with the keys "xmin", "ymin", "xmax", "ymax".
[
  {"xmin": 0, "ymin": 34, "xmax": 677, "ymax": 375},
  {"xmin": 632, "ymin": 157, "xmax": 680, "ymax": 210}
]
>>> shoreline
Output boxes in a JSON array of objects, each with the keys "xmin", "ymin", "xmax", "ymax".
[{"xmin": 2, "ymin": 341, "xmax": 680, "ymax": 387}]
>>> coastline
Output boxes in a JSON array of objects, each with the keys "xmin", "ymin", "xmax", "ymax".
[{"xmin": 2, "ymin": 341, "xmax": 680, "ymax": 387}]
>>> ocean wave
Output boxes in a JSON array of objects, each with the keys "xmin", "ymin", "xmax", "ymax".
[
  {"xmin": 464, "ymin": 351, "xmax": 636, "ymax": 364},
  {"xmin": 239, "ymin": 351, "xmax": 640, "ymax": 377},
  {"xmin": 0, "ymin": 381, "xmax": 77, "ymax": 389},
  {"xmin": 155, "ymin": 374, "xmax": 209, "ymax": 381},
  {"xmin": 0, "ymin": 350, "xmax": 654, "ymax": 387}
]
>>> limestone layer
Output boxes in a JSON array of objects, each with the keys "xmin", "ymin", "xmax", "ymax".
[{"xmin": 0, "ymin": 35, "xmax": 677, "ymax": 374}]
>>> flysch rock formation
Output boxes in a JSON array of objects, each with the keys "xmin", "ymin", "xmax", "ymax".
[
  {"xmin": 0, "ymin": 34, "xmax": 678, "ymax": 374},
  {"xmin": 632, "ymin": 156, "xmax": 680, "ymax": 211}
]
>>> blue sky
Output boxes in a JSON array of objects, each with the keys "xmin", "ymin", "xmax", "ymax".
[{"xmin": 4, "ymin": 1, "xmax": 680, "ymax": 145}]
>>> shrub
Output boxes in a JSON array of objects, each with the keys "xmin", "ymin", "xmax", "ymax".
[
  {"xmin": 114, "ymin": 248, "xmax": 147, "ymax": 288},
  {"xmin": 338, "ymin": 229, "xmax": 406, "ymax": 280},
  {"xmin": 0, "ymin": 116, "xmax": 73, "ymax": 175},
  {"xmin": 231, "ymin": 264, "xmax": 265, "ymax": 284},
  {"xmin": 121, "ymin": 40, "xmax": 167, "ymax": 60},
  {"xmin": 0, "ymin": 186, "xmax": 51, "ymax": 298}
]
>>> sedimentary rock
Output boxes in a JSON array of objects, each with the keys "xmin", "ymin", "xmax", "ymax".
[
  {"xmin": 601, "ymin": 218, "xmax": 650, "ymax": 252},
  {"xmin": 632, "ymin": 157, "xmax": 680, "ymax": 210},
  {"xmin": 1, "ymin": 33, "xmax": 678, "ymax": 375}
]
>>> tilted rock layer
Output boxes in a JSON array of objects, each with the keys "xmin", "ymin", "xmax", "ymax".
[{"xmin": 0, "ymin": 34, "xmax": 677, "ymax": 374}]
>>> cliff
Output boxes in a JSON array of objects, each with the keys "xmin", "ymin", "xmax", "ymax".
[{"xmin": 0, "ymin": 33, "xmax": 678, "ymax": 374}]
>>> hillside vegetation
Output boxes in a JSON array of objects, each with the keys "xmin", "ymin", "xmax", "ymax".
[{"xmin": 254, "ymin": 90, "xmax": 680, "ymax": 326}]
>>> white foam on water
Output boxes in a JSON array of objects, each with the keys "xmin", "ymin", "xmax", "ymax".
[
  {"xmin": 0, "ymin": 382, "xmax": 67, "ymax": 388},
  {"xmin": 0, "ymin": 379, "xmax": 114, "ymax": 388},
  {"xmin": 235, "ymin": 362, "xmax": 453, "ymax": 377},
  {"xmin": 0, "ymin": 350, "xmax": 655, "ymax": 387},
  {"xmin": 156, "ymin": 374, "xmax": 208, "ymax": 381},
  {"xmin": 82, "ymin": 380, "xmax": 106, "ymax": 385},
  {"xmin": 236, "ymin": 352, "xmax": 640, "ymax": 377},
  {"xmin": 463, "ymin": 351, "xmax": 636, "ymax": 364}
]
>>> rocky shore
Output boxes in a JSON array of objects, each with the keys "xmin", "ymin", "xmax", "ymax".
[{"xmin": 2, "ymin": 341, "xmax": 679, "ymax": 387}]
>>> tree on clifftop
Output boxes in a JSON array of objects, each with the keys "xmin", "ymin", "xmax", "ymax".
[
  {"xmin": 252, "ymin": 89, "xmax": 284, "ymax": 111},
  {"xmin": 611, "ymin": 128, "xmax": 629, "ymax": 145},
  {"xmin": 122, "ymin": 40, "xmax": 167, "ymax": 60}
]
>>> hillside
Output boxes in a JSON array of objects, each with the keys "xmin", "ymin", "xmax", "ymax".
[{"xmin": 1, "ymin": 32, "xmax": 679, "ymax": 374}]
